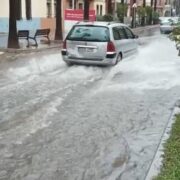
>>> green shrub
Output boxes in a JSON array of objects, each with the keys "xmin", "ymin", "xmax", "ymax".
[
  {"xmin": 116, "ymin": 3, "xmax": 128, "ymax": 23},
  {"xmin": 96, "ymin": 15, "xmax": 104, "ymax": 21},
  {"xmin": 152, "ymin": 11, "xmax": 159, "ymax": 24},
  {"xmin": 103, "ymin": 14, "xmax": 114, "ymax": 22}
]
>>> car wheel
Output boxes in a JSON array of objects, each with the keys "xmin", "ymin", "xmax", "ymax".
[
  {"xmin": 114, "ymin": 53, "xmax": 122, "ymax": 65},
  {"xmin": 65, "ymin": 61, "xmax": 73, "ymax": 66}
]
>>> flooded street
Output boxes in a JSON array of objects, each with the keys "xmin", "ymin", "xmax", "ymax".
[{"xmin": 0, "ymin": 34, "xmax": 180, "ymax": 180}]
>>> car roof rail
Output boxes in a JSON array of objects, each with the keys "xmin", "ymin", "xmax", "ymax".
[
  {"xmin": 76, "ymin": 21, "xmax": 81, "ymax": 25},
  {"xmin": 107, "ymin": 21, "xmax": 121, "ymax": 25},
  {"xmin": 75, "ymin": 20, "xmax": 93, "ymax": 25}
]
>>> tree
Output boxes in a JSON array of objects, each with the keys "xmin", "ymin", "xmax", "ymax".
[
  {"xmin": 8, "ymin": 0, "xmax": 19, "ymax": 48},
  {"xmin": 55, "ymin": 0, "xmax": 63, "ymax": 40},
  {"xmin": 137, "ymin": 6, "xmax": 145, "ymax": 25},
  {"xmin": 117, "ymin": 3, "xmax": 128, "ymax": 23},
  {"xmin": 84, "ymin": 0, "xmax": 89, "ymax": 20},
  {"xmin": 145, "ymin": 6, "xmax": 153, "ymax": 25}
]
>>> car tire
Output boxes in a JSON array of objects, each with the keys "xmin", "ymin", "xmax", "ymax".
[
  {"xmin": 65, "ymin": 61, "xmax": 73, "ymax": 66},
  {"xmin": 114, "ymin": 53, "xmax": 122, "ymax": 65}
]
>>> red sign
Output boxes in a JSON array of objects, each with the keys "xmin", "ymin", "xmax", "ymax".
[{"xmin": 65, "ymin": 9, "xmax": 96, "ymax": 21}]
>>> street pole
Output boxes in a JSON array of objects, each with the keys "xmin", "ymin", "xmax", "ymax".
[{"xmin": 132, "ymin": 3, "xmax": 137, "ymax": 28}]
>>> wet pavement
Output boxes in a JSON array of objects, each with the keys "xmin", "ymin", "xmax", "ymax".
[{"xmin": 0, "ymin": 34, "xmax": 180, "ymax": 180}]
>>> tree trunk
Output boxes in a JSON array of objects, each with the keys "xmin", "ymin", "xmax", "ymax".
[
  {"xmin": 153, "ymin": 0, "xmax": 157, "ymax": 24},
  {"xmin": 121, "ymin": 0, "xmax": 124, "ymax": 23},
  {"xmin": 149, "ymin": 0, "xmax": 153, "ymax": 25},
  {"xmin": 154, "ymin": 0, "xmax": 157, "ymax": 12},
  {"xmin": 55, "ymin": 0, "xmax": 63, "ymax": 40},
  {"xmin": 107, "ymin": 0, "xmax": 112, "ymax": 14},
  {"xmin": 84, "ymin": 0, "xmax": 89, "ymax": 20},
  {"xmin": 141, "ymin": 0, "xmax": 146, "ymax": 26},
  {"xmin": 8, "ymin": 0, "xmax": 19, "ymax": 49}
]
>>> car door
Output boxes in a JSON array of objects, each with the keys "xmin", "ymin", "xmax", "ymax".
[
  {"xmin": 123, "ymin": 27, "xmax": 137, "ymax": 55},
  {"xmin": 112, "ymin": 26, "xmax": 129, "ymax": 57}
]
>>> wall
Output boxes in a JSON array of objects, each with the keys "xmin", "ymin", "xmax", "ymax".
[
  {"xmin": 41, "ymin": 18, "xmax": 56, "ymax": 39},
  {"xmin": 0, "ymin": 0, "xmax": 9, "ymax": 17},
  {"xmin": 0, "ymin": 0, "xmax": 52, "ymax": 34},
  {"xmin": 31, "ymin": 0, "xmax": 47, "ymax": 17}
]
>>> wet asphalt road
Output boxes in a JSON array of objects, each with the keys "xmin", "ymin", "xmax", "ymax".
[{"xmin": 0, "ymin": 34, "xmax": 180, "ymax": 180}]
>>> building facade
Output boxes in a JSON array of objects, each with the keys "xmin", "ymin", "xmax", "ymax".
[
  {"xmin": 0, "ymin": 0, "xmax": 59, "ymax": 38},
  {"xmin": 64, "ymin": 0, "xmax": 106, "ymax": 16}
]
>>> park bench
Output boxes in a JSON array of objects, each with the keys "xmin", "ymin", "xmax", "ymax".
[
  {"xmin": 17, "ymin": 30, "xmax": 30, "ymax": 47},
  {"xmin": 18, "ymin": 28, "xmax": 50, "ymax": 47}
]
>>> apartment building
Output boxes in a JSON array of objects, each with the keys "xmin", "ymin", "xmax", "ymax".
[
  {"xmin": 0, "ymin": 0, "xmax": 50, "ymax": 33},
  {"xmin": 64, "ymin": 0, "xmax": 106, "ymax": 16}
]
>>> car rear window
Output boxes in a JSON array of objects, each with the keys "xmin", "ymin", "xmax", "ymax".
[
  {"xmin": 160, "ymin": 21, "xmax": 172, "ymax": 25},
  {"xmin": 67, "ymin": 25, "xmax": 110, "ymax": 42}
]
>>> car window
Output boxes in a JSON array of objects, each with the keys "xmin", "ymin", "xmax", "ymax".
[
  {"xmin": 67, "ymin": 25, "xmax": 110, "ymax": 42},
  {"xmin": 118, "ymin": 27, "xmax": 127, "ymax": 39},
  {"xmin": 113, "ymin": 27, "xmax": 120, "ymax": 40},
  {"xmin": 113, "ymin": 27, "xmax": 127, "ymax": 40},
  {"xmin": 124, "ymin": 27, "xmax": 134, "ymax": 39},
  {"xmin": 160, "ymin": 21, "xmax": 172, "ymax": 25}
]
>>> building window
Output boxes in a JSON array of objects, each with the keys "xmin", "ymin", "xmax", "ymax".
[
  {"xmin": 47, "ymin": 0, "xmax": 52, "ymax": 17},
  {"xmin": 100, "ymin": 5, "xmax": 103, "ymax": 15},
  {"xmin": 69, "ymin": 0, "xmax": 77, "ymax": 9},
  {"xmin": 16, "ymin": 0, "xmax": 22, "ymax": 20},
  {"xmin": 26, "ymin": 0, "xmax": 32, "ymax": 20},
  {"xmin": 96, "ymin": 5, "xmax": 99, "ymax": 15},
  {"xmin": 69, "ymin": 0, "xmax": 73, "ymax": 8},
  {"xmin": 79, "ymin": 3, "xmax": 83, "ymax": 9}
]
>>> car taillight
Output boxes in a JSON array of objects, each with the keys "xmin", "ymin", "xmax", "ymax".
[
  {"xmin": 107, "ymin": 41, "xmax": 116, "ymax": 52},
  {"xmin": 63, "ymin": 40, "xmax": 66, "ymax": 49},
  {"xmin": 62, "ymin": 40, "xmax": 67, "ymax": 56}
]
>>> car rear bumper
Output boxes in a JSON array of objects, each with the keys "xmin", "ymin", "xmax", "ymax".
[
  {"xmin": 160, "ymin": 27, "xmax": 173, "ymax": 33},
  {"xmin": 61, "ymin": 54, "xmax": 117, "ymax": 66}
]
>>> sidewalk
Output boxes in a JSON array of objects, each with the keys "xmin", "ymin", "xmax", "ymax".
[
  {"xmin": 0, "ymin": 32, "xmax": 63, "ymax": 54},
  {"xmin": 0, "ymin": 25, "xmax": 159, "ymax": 54}
]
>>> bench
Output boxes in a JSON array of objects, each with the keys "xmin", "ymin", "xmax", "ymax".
[
  {"xmin": 17, "ymin": 30, "xmax": 30, "ymax": 47},
  {"xmin": 18, "ymin": 28, "xmax": 50, "ymax": 47},
  {"xmin": 29, "ymin": 29, "xmax": 50, "ymax": 47}
]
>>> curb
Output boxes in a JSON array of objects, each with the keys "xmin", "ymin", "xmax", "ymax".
[
  {"xmin": 0, "ymin": 43, "xmax": 62, "ymax": 54},
  {"xmin": 144, "ymin": 100, "xmax": 180, "ymax": 180}
]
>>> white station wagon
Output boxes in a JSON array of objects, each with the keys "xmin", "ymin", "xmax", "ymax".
[{"xmin": 62, "ymin": 21, "xmax": 138, "ymax": 66}]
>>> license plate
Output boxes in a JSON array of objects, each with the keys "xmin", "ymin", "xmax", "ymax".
[
  {"xmin": 78, "ymin": 47, "xmax": 94, "ymax": 53},
  {"xmin": 86, "ymin": 48, "xmax": 94, "ymax": 52},
  {"xmin": 78, "ymin": 47, "xmax": 86, "ymax": 52}
]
